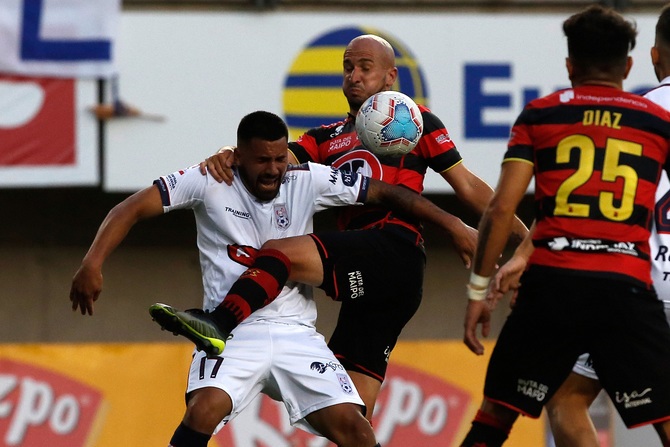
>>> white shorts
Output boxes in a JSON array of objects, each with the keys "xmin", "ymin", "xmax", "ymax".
[
  {"xmin": 186, "ymin": 320, "xmax": 364, "ymax": 435},
  {"xmin": 572, "ymin": 300, "xmax": 670, "ymax": 380}
]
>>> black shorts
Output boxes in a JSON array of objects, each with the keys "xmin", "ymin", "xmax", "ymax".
[
  {"xmin": 309, "ymin": 226, "xmax": 426, "ymax": 382},
  {"xmin": 485, "ymin": 266, "xmax": 670, "ymax": 428}
]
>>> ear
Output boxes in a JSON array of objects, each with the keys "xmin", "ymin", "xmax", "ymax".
[
  {"xmin": 623, "ymin": 55, "xmax": 633, "ymax": 79},
  {"xmin": 651, "ymin": 46, "xmax": 660, "ymax": 66},
  {"xmin": 565, "ymin": 57, "xmax": 574, "ymax": 80},
  {"xmin": 385, "ymin": 67, "xmax": 398, "ymax": 89}
]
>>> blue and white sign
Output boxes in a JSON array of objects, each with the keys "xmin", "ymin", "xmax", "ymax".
[{"xmin": 0, "ymin": 0, "xmax": 120, "ymax": 78}]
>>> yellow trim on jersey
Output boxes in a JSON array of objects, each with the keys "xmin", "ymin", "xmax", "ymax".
[
  {"xmin": 438, "ymin": 158, "xmax": 464, "ymax": 174},
  {"xmin": 287, "ymin": 147, "xmax": 300, "ymax": 164},
  {"xmin": 503, "ymin": 157, "xmax": 534, "ymax": 166}
]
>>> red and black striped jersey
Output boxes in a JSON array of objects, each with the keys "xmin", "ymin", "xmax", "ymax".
[
  {"xmin": 506, "ymin": 85, "xmax": 670, "ymax": 287},
  {"xmin": 288, "ymin": 105, "xmax": 462, "ymax": 234}
]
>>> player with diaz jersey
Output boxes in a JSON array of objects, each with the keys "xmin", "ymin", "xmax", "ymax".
[
  {"xmin": 544, "ymin": 44, "xmax": 670, "ymax": 445},
  {"xmin": 460, "ymin": 6, "xmax": 670, "ymax": 446},
  {"xmin": 197, "ymin": 34, "xmax": 529, "ymax": 419}
]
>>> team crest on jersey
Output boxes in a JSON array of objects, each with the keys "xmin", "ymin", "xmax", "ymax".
[
  {"xmin": 274, "ymin": 204, "xmax": 290, "ymax": 229},
  {"xmin": 331, "ymin": 149, "xmax": 384, "ymax": 180},
  {"xmin": 337, "ymin": 373, "xmax": 354, "ymax": 394}
]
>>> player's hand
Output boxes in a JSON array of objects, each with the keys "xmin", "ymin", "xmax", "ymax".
[
  {"xmin": 487, "ymin": 253, "xmax": 526, "ymax": 309},
  {"xmin": 463, "ymin": 298, "xmax": 491, "ymax": 355},
  {"xmin": 69, "ymin": 264, "xmax": 103, "ymax": 316},
  {"xmin": 198, "ymin": 146, "xmax": 236, "ymax": 185},
  {"xmin": 449, "ymin": 222, "xmax": 478, "ymax": 269}
]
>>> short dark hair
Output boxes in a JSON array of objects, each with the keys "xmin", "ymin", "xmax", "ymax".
[
  {"xmin": 237, "ymin": 111, "xmax": 288, "ymax": 145},
  {"xmin": 563, "ymin": 4, "xmax": 637, "ymax": 75},
  {"xmin": 656, "ymin": 3, "xmax": 670, "ymax": 45}
]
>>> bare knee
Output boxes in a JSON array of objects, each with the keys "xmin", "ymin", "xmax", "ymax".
[
  {"xmin": 545, "ymin": 374, "xmax": 601, "ymax": 447},
  {"xmin": 348, "ymin": 371, "xmax": 382, "ymax": 422},
  {"xmin": 306, "ymin": 404, "xmax": 377, "ymax": 447},
  {"xmin": 182, "ymin": 388, "xmax": 232, "ymax": 434},
  {"xmin": 335, "ymin": 410, "xmax": 376, "ymax": 446}
]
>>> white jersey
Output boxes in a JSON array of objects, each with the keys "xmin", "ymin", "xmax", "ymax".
[
  {"xmin": 154, "ymin": 162, "xmax": 369, "ymax": 327},
  {"xmin": 645, "ymin": 79, "xmax": 670, "ymax": 301}
]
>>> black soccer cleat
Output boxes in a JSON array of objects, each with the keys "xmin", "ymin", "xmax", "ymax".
[{"xmin": 149, "ymin": 303, "xmax": 228, "ymax": 357}]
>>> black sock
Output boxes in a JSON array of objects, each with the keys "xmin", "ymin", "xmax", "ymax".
[
  {"xmin": 210, "ymin": 248, "xmax": 290, "ymax": 333},
  {"xmin": 460, "ymin": 420, "xmax": 509, "ymax": 447},
  {"xmin": 169, "ymin": 422, "xmax": 210, "ymax": 447}
]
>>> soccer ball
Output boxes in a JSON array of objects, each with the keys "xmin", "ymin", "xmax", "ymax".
[{"xmin": 355, "ymin": 91, "xmax": 424, "ymax": 156}]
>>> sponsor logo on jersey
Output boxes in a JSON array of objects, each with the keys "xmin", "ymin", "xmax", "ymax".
[
  {"xmin": 225, "ymin": 206, "xmax": 251, "ymax": 219},
  {"xmin": 435, "ymin": 133, "xmax": 451, "ymax": 144},
  {"xmin": 517, "ymin": 378, "xmax": 548, "ymax": 402},
  {"xmin": 615, "ymin": 388, "xmax": 653, "ymax": 409},
  {"xmin": 547, "ymin": 237, "xmax": 570, "ymax": 250},
  {"xmin": 274, "ymin": 205, "xmax": 290, "ymax": 229},
  {"xmin": 281, "ymin": 174, "xmax": 297, "ymax": 184},
  {"xmin": 310, "ymin": 361, "xmax": 344, "ymax": 374},
  {"xmin": 347, "ymin": 270, "xmax": 364, "ymax": 299},
  {"xmin": 339, "ymin": 169, "xmax": 358, "ymax": 187},
  {"xmin": 559, "ymin": 89, "xmax": 574, "ymax": 103},
  {"xmin": 328, "ymin": 168, "xmax": 339, "ymax": 185},
  {"xmin": 0, "ymin": 360, "xmax": 106, "ymax": 446},
  {"xmin": 546, "ymin": 237, "xmax": 640, "ymax": 257},
  {"xmin": 166, "ymin": 173, "xmax": 178, "ymax": 190},
  {"xmin": 328, "ymin": 134, "xmax": 353, "ymax": 152}
]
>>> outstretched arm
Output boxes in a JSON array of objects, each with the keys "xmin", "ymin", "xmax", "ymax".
[
  {"xmin": 442, "ymin": 162, "xmax": 529, "ymax": 244},
  {"xmin": 463, "ymin": 160, "xmax": 533, "ymax": 355},
  {"xmin": 365, "ymin": 179, "xmax": 478, "ymax": 268},
  {"xmin": 70, "ymin": 186, "xmax": 164, "ymax": 316}
]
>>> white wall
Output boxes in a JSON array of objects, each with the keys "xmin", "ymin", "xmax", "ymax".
[{"xmin": 103, "ymin": 10, "xmax": 660, "ymax": 192}]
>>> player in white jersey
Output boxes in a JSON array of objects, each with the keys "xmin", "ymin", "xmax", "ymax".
[
  {"xmin": 484, "ymin": 6, "xmax": 670, "ymax": 445},
  {"xmin": 69, "ymin": 111, "xmax": 474, "ymax": 447}
]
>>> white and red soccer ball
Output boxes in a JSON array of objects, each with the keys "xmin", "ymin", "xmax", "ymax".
[{"xmin": 355, "ymin": 91, "xmax": 424, "ymax": 156}]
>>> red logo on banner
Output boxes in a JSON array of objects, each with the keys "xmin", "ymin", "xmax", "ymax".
[
  {"xmin": 0, "ymin": 359, "xmax": 105, "ymax": 446},
  {"xmin": 0, "ymin": 75, "xmax": 76, "ymax": 166},
  {"xmin": 215, "ymin": 363, "xmax": 471, "ymax": 446}
]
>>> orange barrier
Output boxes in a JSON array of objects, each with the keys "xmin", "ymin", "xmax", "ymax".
[{"xmin": 0, "ymin": 341, "xmax": 545, "ymax": 446}]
